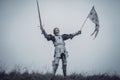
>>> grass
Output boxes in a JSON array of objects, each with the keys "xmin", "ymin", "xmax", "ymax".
[{"xmin": 0, "ymin": 70, "xmax": 120, "ymax": 80}]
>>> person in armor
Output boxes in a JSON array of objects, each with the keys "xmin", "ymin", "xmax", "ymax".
[{"xmin": 42, "ymin": 27, "xmax": 81, "ymax": 80}]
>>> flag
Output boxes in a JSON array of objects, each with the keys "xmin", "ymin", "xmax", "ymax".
[{"xmin": 88, "ymin": 6, "xmax": 100, "ymax": 38}]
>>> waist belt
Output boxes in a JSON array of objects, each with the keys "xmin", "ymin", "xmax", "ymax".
[{"xmin": 54, "ymin": 43, "xmax": 65, "ymax": 46}]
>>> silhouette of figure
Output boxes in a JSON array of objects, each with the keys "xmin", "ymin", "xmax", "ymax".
[{"xmin": 41, "ymin": 27, "xmax": 81, "ymax": 80}]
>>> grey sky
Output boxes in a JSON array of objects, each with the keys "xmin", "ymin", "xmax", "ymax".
[{"xmin": 0, "ymin": 0, "xmax": 120, "ymax": 75}]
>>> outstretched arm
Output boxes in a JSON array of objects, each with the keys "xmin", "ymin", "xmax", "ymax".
[
  {"xmin": 71, "ymin": 30, "xmax": 81, "ymax": 38},
  {"xmin": 62, "ymin": 30, "xmax": 81, "ymax": 41}
]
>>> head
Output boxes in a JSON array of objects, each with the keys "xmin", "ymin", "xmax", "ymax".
[{"xmin": 53, "ymin": 27, "xmax": 60, "ymax": 36}]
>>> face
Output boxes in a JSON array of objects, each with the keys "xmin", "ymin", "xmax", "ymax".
[{"xmin": 54, "ymin": 28, "xmax": 60, "ymax": 36}]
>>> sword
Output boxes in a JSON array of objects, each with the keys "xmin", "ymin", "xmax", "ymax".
[{"xmin": 36, "ymin": 0, "xmax": 44, "ymax": 34}]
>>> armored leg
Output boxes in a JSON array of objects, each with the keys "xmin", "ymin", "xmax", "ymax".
[
  {"xmin": 51, "ymin": 58, "xmax": 59, "ymax": 80},
  {"xmin": 53, "ymin": 64, "xmax": 58, "ymax": 76},
  {"xmin": 63, "ymin": 65, "xmax": 67, "ymax": 77},
  {"xmin": 61, "ymin": 54, "xmax": 67, "ymax": 77},
  {"xmin": 51, "ymin": 64, "xmax": 58, "ymax": 80}
]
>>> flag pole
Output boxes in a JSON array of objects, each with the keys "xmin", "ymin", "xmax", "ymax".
[{"xmin": 80, "ymin": 16, "xmax": 88, "ymax": 31}]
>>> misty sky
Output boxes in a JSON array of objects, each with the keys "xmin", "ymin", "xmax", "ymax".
[{"xmin": 0, "ymin": 0, "xmax": 120, "ymax": 75}]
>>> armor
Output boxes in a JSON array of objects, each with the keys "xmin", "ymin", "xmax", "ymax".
[
  {"xmin": 54, "ymin": 35, "xmax": 68, "ymax": 58},
  {"xmin": 52, "ymin": 35, "xmax": 68, "ymax": 78},
  {"xmin": 42, "ymin": 29, "xmax": 81, "ymax": 80}
]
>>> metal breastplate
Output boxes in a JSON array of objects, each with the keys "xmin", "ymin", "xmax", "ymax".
[
  {"xmin": 54, "ymin": 35, "xmax": 65, "ymax": 46},
  {"xmin": 53, "ymin": 35, "xmax": 68, "ymax": 58}
]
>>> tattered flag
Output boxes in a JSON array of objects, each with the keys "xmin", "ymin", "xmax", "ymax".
[{"xmin": 88, "ymin": 6, "xmax": 100, "ymax": 39}]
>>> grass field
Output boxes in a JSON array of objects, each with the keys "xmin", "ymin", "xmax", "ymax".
[{"xmin": 0, "ymin": 70, "xmax": 120, "ymax": 80}]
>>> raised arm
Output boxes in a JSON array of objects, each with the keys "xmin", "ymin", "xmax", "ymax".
[
  {"xmin": 36, "ymin": 0, "xmax": 54, "ymax": 41},
  {"xmin": 62, "ymin": 30, "xmax": 81, "ymax": 41},
  {"xmin": 42, "ymin": 29, "xmax": 55, "ymax": 41}
]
